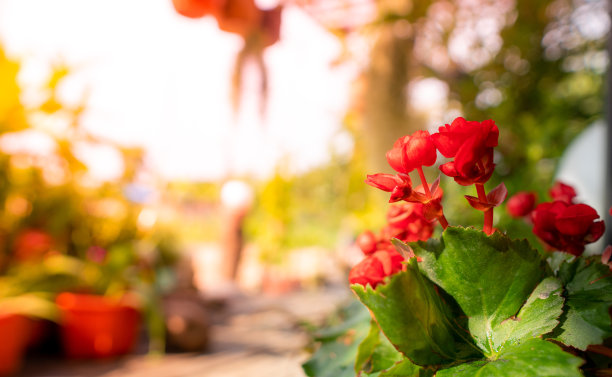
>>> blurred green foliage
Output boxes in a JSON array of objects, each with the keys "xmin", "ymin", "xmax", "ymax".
[
  {"xmin": 0, "ymin": 45, "xmax": 180, "ymax": 352},
  {"xmin": 246, "ymin": 0, "xmax": 607, "ymax": 263}
]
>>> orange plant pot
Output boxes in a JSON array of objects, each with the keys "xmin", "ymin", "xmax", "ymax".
[
  {"xmin": 172, "ymin": 0, "xmax": 222, "ymax": 18},
  {"xmin": 56, "ymin": 293, "xmax": 140, "ymax": 359},
  {"xmin": 0, "ymin": 314, "xmax": 31, "ymax": 376}
]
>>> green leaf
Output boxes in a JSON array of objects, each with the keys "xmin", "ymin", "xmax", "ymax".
[
  {"xmin": 352, "ymin": 259, "xmax": 481, "ymax": 367},
  {"xmin": 553, "ymin": 257, "xmax": 612, "ymax": 350},
  {"xmin": 355, "ymin": 320, "xmax": 404, "ymax": 374},
  {"xmin": 436, "ymin": 339, "xmax": 583, "ymax": 377},
  {"xmin": 491, "ymin": 277, "xmax": 564, "ymax": 351},
  {"xmin": 411, "ymin": 227, "xmax": 546, "ymax": 355},
  {"xmin": 302, "ymin": 301, "xmax": 372, "ymax": 377},
  {"xmin": 378, "ymin": 358, "xmax": 433, "ymax": 377},
  {"xmin": 313, "ymin": 300, "xmax": 371, "ymax": 341}
]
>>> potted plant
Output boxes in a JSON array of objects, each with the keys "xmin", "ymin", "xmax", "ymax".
[
  {"xmin": 55, "ymin": 291, "xmax": 140, "ymax": 358},
  {"xmin": 0, "ymin": 273, "xmax": 61, "ymax": 376},
  {"xmin": 303, "ymin": 118, "xmax": 612, "ymax": 377},
  {"xmin": 51, "ymin": 243, "xmax": 144, "ymax": 359}
]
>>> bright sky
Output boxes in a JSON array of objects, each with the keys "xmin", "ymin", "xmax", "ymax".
[{"xmin": 0, "ymin": 0, "xmax": 357, "ymax": 181}]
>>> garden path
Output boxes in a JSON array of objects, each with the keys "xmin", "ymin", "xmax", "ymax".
[{"xmin": 20, "ymin": 285, "xmax": 351, "ymax": 377}]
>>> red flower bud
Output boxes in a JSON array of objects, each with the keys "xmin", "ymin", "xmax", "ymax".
[
  {"xmin": 386, "ymin": 130, "xmax": 437, "ymax": 174},
  {"xmin": 531, "ymin": 201, "xmax": 605, "ymax": 256},
  {"xmin": 356, "ymin": 231, "xmax": 378, "ymax": 255},
  {"xmin": 549, "ymin": 181, "xmax": 577, "ymax": 204},
  {"xmin": 506, "ymin": 191, "xmax": 537, "ymax": 217}
]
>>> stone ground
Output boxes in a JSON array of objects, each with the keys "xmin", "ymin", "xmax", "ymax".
[{"xmin": 18, "ymin": 285, "xmax": 352, "ymax": 377}]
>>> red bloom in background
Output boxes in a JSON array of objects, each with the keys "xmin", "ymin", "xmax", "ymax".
[
  {"xmin": 549, "ymin": 181, "xmax": 577, "ymax": 204},
  {"xmin": 531, "ymin": 201, "xmax": 605, "ymax": 256},
  {"xmin": 432, "ymin": 117, "xmax": 499, "ymax": 186},
  {"xmin": 386, "ymin": 131, "xmax": 437, "ymax": 174},
  {"xmin": 506, "ymin": 191, "xmax": 537, "ymax": 217},
  {"xmin": 356, "ymin": 231, "xmax": 377, "ymax": 255},
  {"xmin": 13, "ymin": 229, "xmax": 53, "ymax": 262},
  {"xmin": 348, "ymin": 249, "xmax": 404, "ymax": 288}
]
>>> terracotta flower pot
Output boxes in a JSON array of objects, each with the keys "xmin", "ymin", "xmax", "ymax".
[
  {"xmin": 0, "ymin": 314, "xmax": 31, "ymax": 376},
  {"xmin": 56, "ymin": 293, "xmax": 140, "ymax": 359}
]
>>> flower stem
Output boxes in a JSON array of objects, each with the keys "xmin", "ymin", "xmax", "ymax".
[
  {"xmin": 417, "ymin": 167, "xmax": 431, "ymax": 198},
  {"xmin": 438, "ymin": 214, "xmax": 449, "ymax": 229},
  {"xmin": 476, "ymin": 183, "xmax": 493, "ymax": 235}
]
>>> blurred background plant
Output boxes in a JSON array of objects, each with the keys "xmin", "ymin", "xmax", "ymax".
[{"xmin": 0, "ymin": 46, "xmax": 182, "ymax": 355}]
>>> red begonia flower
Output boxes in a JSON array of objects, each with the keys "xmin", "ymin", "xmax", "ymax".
[
  {"xmin": 348, "ymin": 249, "xmax": 405, "ymax": 288},
  {"xmin": 507, "ymin": 191, "xmax": 537, "ymax": 217},
  {"xmin": 433, "ymin": 118, "xmax": 499, "ymax": 186},
  {"xmin": 431, "ymin": 117, "xmax": 498, "ymax": 158},
  {"xmin": 531, "ymin": 201, "xmax": 605, "ymax": 256},
  {"xmin": 348, "ymin": 256, "xmax": 385, "ymax": 287},
  {"xmin": 549, "ymin": 181, "xmax": 577, "ymax": 204},
  {"xmin": 464, "ymin": 182, "xmax": 508, "ymax": 212},
  {"xmin": 365, "ymin": 173, "xmax": 426, "ymax": 203},
  {"xmin": 384, "ymin": 202, "xmax": 434, "ymax": 242},
  {"xmin": 386, "ymin": 130, "xmax": 437, "ymax": 174},
  {"xmin": 356, "ymin": 230, "xmax": 378, "ymax": 255}
]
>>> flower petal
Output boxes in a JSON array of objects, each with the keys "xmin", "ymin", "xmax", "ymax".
[
  {"xmin": 487, "ymin": 182, "xmax": 508, "ymax": 207},
  {"xmin": 555, "ymin": 203, "xmax": 599, "ymax": 236}
]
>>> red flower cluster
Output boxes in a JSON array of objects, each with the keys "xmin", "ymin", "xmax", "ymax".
[
  {"xmin": 432, "ymin": 117, "xmax": 499, "ymax": 186},
  {"xmin": 531, "ymin": 201, "xmax": 605, "ymax": 256},
  {"xmin": 349, "ymin": 203, "xmax": 435, "ymax": 288},
  {"xmin": 507, "ymin": 191, "xmax": 537, "ymax": 218}
]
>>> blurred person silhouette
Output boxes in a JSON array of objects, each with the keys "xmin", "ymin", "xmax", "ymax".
[{"xmin": 218, "ymin": 179, "xmax": 254, "ymax": 296}]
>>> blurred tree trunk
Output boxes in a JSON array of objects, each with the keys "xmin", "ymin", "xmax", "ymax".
[{"xmin": 359, "ymin": 0, "xmax": 429, "ymax": 173}]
